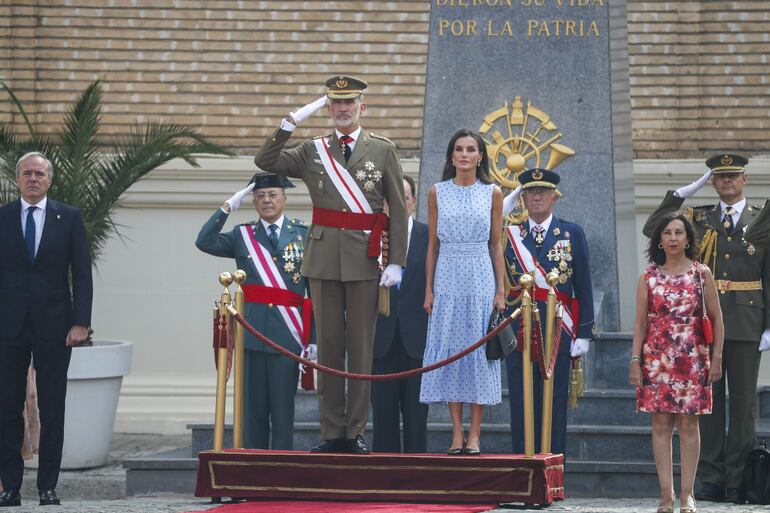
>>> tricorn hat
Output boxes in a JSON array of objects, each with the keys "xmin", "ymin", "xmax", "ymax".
[
  {"xmin": 326, "ymin": 75, "xmax": 367, "ymax": 100},
  {"xmin": 705, "ymin": 153, "xmax": 748, "ymax": 174},
  {"xmin": 248, "ymin": 173, "xmax": 295, "ymax": 189}
]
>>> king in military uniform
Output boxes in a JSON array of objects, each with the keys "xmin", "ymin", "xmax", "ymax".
[
  {"xmin": 254, "ymin": 75, "xmax": 408, "ymax": 454},
  {"xmin": 642, "ymin": 154, "xmax": 770, "ymax": 504},
  {"xmin": 502, "ymin": 168, "xmax": 595, "ymax": 456},
  {"xmin": 196, "ymin": 172, "xmax": 314, "ymax": 450}
]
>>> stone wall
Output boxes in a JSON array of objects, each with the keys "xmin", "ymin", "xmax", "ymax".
[{"xmin": 2, "ymin": 1, "xmax": 769, "ymax": 158}]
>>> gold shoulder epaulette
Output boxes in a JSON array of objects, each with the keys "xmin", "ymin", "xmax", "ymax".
[{"xmin": 369, "ymin": 132, "xmax": 394, "ymax": 144}]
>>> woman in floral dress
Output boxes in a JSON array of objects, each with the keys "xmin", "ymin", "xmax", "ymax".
[{"xmin": 630, "ymin": 211, "xmax": 724, "ymax": 513}]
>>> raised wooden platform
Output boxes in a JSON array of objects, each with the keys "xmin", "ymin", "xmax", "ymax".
[{"xmin": 195, "ymin": 449, "xmax": 564, "ymax": 505}]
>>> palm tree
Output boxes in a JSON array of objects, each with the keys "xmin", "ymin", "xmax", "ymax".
[{"xmin": 0, "ymin": 80, "xmax": 232, "ymax": 263}]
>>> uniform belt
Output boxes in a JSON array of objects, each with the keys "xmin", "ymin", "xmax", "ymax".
[
  {"xmin": 714, "ymin": 279, "xmax": 762, "ymax": 292},
  {"xmin": 242, "ymin": 284, "xmax": 312, "ymax": 344},
  {"xmin": 311, "ymin": 207, "xmax": 389, "ymax": 258}
]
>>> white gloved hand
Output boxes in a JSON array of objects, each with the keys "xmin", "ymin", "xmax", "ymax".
[
  {"xmin": 502, "ymin": 185, "xmax": 523, "ymax": 217},
  {"xmin": 759, "ymin": 330, "xmax": 770, "ymax": 352},
  {"xmin": 225, "ymin": 183, "xmax": 255, "ymax": 212},
  {"xmin": 289, "ymin": 96, "xmax": 327, "ymax": 125},
  {"xmin": 304, "ymin": 344, "xmax": 317, "ymax": 361},
  {"xmin": 570, "ymin": 338, "xmax": 590, "ymax": 358},
  {"xmin": 379, "ymin": 264, "xmax": 402, "ymax": 288},
  {"xmin": 674, "ymin": 170, "xmax": 712, "ymax": 199}
]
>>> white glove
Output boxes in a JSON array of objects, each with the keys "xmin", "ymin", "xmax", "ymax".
[
  {"xmin": 379, "ymin": 264, "xmax": 402, "ymax": 288},
  {"xmin": 502, "ymin": 185, "xmax": 523, "ymax": 217},
  {"xmin": 759, "ymin": 330, "xmax": 770, "ymax": 352},
  {"xmin": 570, "ymin": 338, "xmax": 590, "ymax": 358},
  {"xmin": 289, "ymin": 96, "xmax": 327, "ymax": 125},
  {"xmin": 674, "ymin": 170, "xmax": 712, "ymax": 199},
  {"xmin": 304, "ymin": 344, "xmax": 317, "ymax": 361},
  {"xmin": 224, "ymin": 183, "xmax": 255, "ymax": 212}
]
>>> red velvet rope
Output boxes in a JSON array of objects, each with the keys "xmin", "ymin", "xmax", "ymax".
[{"xmin": 230, "ymin": 310, "xmax": 514, "ymax": 382}]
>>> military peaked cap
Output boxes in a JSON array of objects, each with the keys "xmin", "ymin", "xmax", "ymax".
[
  {"xmin": 706, "ymin": 153, "xmax": 748, "ymax": 174},
  {"xmin": 326, "ymin": 75, "xmax": 367, "ymax": 100},
  {"xmin": 519, "ymin": 168, "xmax": 560, "ymax": 189}
]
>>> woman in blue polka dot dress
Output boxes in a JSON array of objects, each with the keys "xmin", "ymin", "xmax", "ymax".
[{"xmin": 420, "ymin": 129, "xmax": 506, "ymax": 456}]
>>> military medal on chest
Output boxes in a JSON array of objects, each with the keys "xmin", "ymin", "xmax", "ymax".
[
  {"xmin": 546, "ymin": 239, "xmax": 573, "ymax": 284},
  {"xmin": 282, "ymin": 238, "xmax": 305, "ymax": 274},
  {"xmin": 354, "ymin": 161, "xmax": 382, "ymax": 192}
]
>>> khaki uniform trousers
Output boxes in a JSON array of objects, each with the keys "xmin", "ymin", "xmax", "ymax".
[{"xmin": 309, "ymin": 278, "xmax": 378, "ymax": 440}]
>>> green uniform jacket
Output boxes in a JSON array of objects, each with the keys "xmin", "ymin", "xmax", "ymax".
[
  {"xmin": 196, "ymin": 209, "xmax": 314, "ymax": 353},
  {"xmin": 643, "ymin": 191, "xmax": 770, "ymax": 342},
  {"xmin": 745, "ymin": 199, "xmax": 770, "ymax": 247},
  {"xmin": 254, "ymin": 128, "xmax": 408, "ymax": 281}
]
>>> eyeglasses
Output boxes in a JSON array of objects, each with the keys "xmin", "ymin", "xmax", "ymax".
[{"xmin": 255, "ymin": 192, "xmax": 283, "ymax": 201}]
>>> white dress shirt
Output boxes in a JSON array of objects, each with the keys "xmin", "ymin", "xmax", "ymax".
[
  {"xmin": 260, "ymin": 215, "xmax": 285, "ymax": 239},
  {"xmin": 528, "ymin": 213, "xmax": 553, "ymax": 239},
  {"xmin": 720, "ymin": 198, "xmax": 746, "ymax": 226}
]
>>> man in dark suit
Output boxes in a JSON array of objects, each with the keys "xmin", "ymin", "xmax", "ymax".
[
  {"xmin": 643, "ymin": 154, "xmax": 770, "ymax": 504},
  {"xmin": 371, "ymin": 176, "xmax": 429, "ymax": 453},
  {"xmin": 196, "ymin": 173, "xmax": 313, "ymax": 450},
  {"xmin": 0, "ymin": 152, "xmax": 93, "ymax": 507}
]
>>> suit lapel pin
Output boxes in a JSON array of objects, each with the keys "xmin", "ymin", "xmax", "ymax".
[{"xmin": 553, "ymin": 227, "xmax": 560, "ymax": 236}]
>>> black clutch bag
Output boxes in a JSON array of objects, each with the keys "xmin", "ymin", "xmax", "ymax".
[{"xmin": 486, "ymin": 310, "xmax": 517, "ymax": 360}]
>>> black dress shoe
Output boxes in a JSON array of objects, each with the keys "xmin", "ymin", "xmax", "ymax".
[
  {"xmin": 39, "ymin": 489, "xmax": 61, "ymax": 506},
  {"xmin": 694, "ymin": 481, "xmax": 724, "ymax": 502},
  {"xmin": 310, "ymin": 438, "xmax": 345, "ymax": 453},
  {"xmin": 724, "ymin": 488, "xmax": 745, "ymax": 504},
  {"xmin": 346, "ymin": 435, "xmax": 371, "ymax": 454},
  {"xmin": 0, "ymin": 489, "xmax": 21, "ymax": 507}
]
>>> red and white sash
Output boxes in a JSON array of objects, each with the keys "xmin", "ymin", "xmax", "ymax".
[
  {"xmin": 239, "ymin": 225, "xmax": 306, "ymax": 349},
  {"xmin": 313, "ymin": 136, "xmax": 373, "ymax": 214},
  {"xmin": 506, "ymin": 225, "xmax": 577, "ymax": 340}
]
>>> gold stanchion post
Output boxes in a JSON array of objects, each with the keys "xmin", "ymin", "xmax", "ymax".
[
  {"xmin": 213, "ymin": 272, "xmax": 233, "ymax": 452},
  {"xmin": 519, "ymin": 273, "xmax": 535, "ymax": 458},
  {"xmin": 541, "ymin": 270, "xmax": 560, "ymax": 454},
  {"xmin": 232, "ymin": 270, "xmax": 247, "ymax": 449}
]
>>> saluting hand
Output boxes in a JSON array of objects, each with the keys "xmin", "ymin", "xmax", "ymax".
[
  {"xmin": 502, "ymin": 185, "xmax": 523, "ymax": 217},
  {"xmin": 223, "ymin": 183, "xmax": 255, "ymax": 213},
  {"xmin": 674, "ymin": 169, "xmax": 712, "ymax": 199},
  {"xmin": 289, "ymin": 96, "xmax": 328, "ymax": 126}
]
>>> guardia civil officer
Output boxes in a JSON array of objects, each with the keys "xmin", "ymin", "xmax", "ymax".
[
  {"xmin": 642, "ymin": 154, "xmax": 770, "ymax": 504},
  {"xmin": 196, "ymin": 173, "xmax": 314, "ymax": 450},
  {"xmin": 502, "ymin": 169, "xmax": 595, "ymax": 456},
  {"xmin": 254, "ymin": 76, "xmax": 408, "ymax": 454}
]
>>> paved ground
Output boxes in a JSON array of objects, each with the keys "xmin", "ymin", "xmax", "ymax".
[
  {"xmin": 4, "ymin": 497, "xmax": 768, "ymax": 512},
  {"xmin": 8, "ymin": 434, "xmax": 766, "ymax": 512}
]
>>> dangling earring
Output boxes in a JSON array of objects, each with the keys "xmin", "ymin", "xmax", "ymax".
[{"xmin": 658, "ymin": 243, "xmax": 663, "ymax": 249}]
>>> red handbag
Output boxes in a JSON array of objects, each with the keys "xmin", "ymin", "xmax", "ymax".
[{"xmin": 698, "ymin": 265, "xmax": 715, "ymax": 345}]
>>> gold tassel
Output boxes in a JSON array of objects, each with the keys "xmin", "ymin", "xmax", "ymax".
[
  {"xmin": 568, "ymin": 358, "xmax": 584, "ymax": 410},
  {"xmin": 378, "ymin": 285, "xmax": 390, "ymax": 316}
]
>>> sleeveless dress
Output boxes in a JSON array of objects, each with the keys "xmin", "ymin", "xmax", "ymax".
[
  {"xmin": 419, "ymin": 180, "xmax": 501, "ymax": 405},
  {"xmin": 636, "ymin": 262, "xmax": 712, "ymax": 414}
]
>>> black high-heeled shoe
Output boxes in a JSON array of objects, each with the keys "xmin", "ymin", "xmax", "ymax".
[
  {"xmin": 462, "ymin": 442, "xmax": 481, "ymax": 456},
  {"xmin": 447, "ymin": 437, "xmax": 466, "ymax": 455}
]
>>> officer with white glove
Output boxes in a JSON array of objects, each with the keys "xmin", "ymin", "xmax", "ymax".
[
  {"xmin": 502, "ymin": 185, "xmax": 523, "ymax": 217},
  {"xmin": 281, "ymin": 96, "xmax": 328, "ymax": 131}
]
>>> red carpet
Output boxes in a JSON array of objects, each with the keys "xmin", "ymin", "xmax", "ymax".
[{"xmin": 194, "ymin": 500, "xmax": 497, "ymax": 512}]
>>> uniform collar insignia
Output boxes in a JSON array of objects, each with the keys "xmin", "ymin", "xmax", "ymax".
[{"xmin": 553, "ymin": 227, "xmax": 561, "ymax": 236}]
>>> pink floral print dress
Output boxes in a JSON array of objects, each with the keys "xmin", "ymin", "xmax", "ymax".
[{"xmin": 636, "ymin": 262, "xmax": 712, "ymax": 414}]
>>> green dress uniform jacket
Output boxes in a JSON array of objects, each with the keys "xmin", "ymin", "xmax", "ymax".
[
  {"xmin": 745, "ymin": 199, "xmax": 770, "ymax": 247},
  {"xmin": 196, "ymin": 209, "xmax": 313, "ymax": 449},
  {"xmin": 643, "ymin": 191, "xmax": 770, "ymax": 490},
  {"xmin": 254, "ymin": 128, "xmax": 408, "ymax": 277},
  {"xmin": 254, "ymin": 126, "xmax": 407, "ymax": 442}
]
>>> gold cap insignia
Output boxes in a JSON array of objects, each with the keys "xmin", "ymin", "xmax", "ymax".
[
  {"xmin": 335, "ymin": 77, "xmax": 348, "ymax": 89},
  {"xmin": 532, "ymin": 170, "xmax": 543, "ymax": 180},
  {"xmin": 721, "ymin": 155, "xmax": 733, "ymax": 166}
]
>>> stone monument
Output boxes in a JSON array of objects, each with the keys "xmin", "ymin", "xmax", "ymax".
[{"xmin": 418, "ymin": 0, "xmax": 635, "ymax": 331}]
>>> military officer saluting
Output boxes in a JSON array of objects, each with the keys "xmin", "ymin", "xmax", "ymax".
[
  {"xmin": 643, "ymin": 154, "xmax": 770, "ymax": 504},
  {"xmin": 196, "ymin": 172, "xmax": 314, "ymax": 450},
  {"xmin": 502, "ymin": 168, "xmax": 595, "ymax": 456},
  {"xmin": 254, "ymin": 75, "xmax": 408, "ymax": 454}
]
